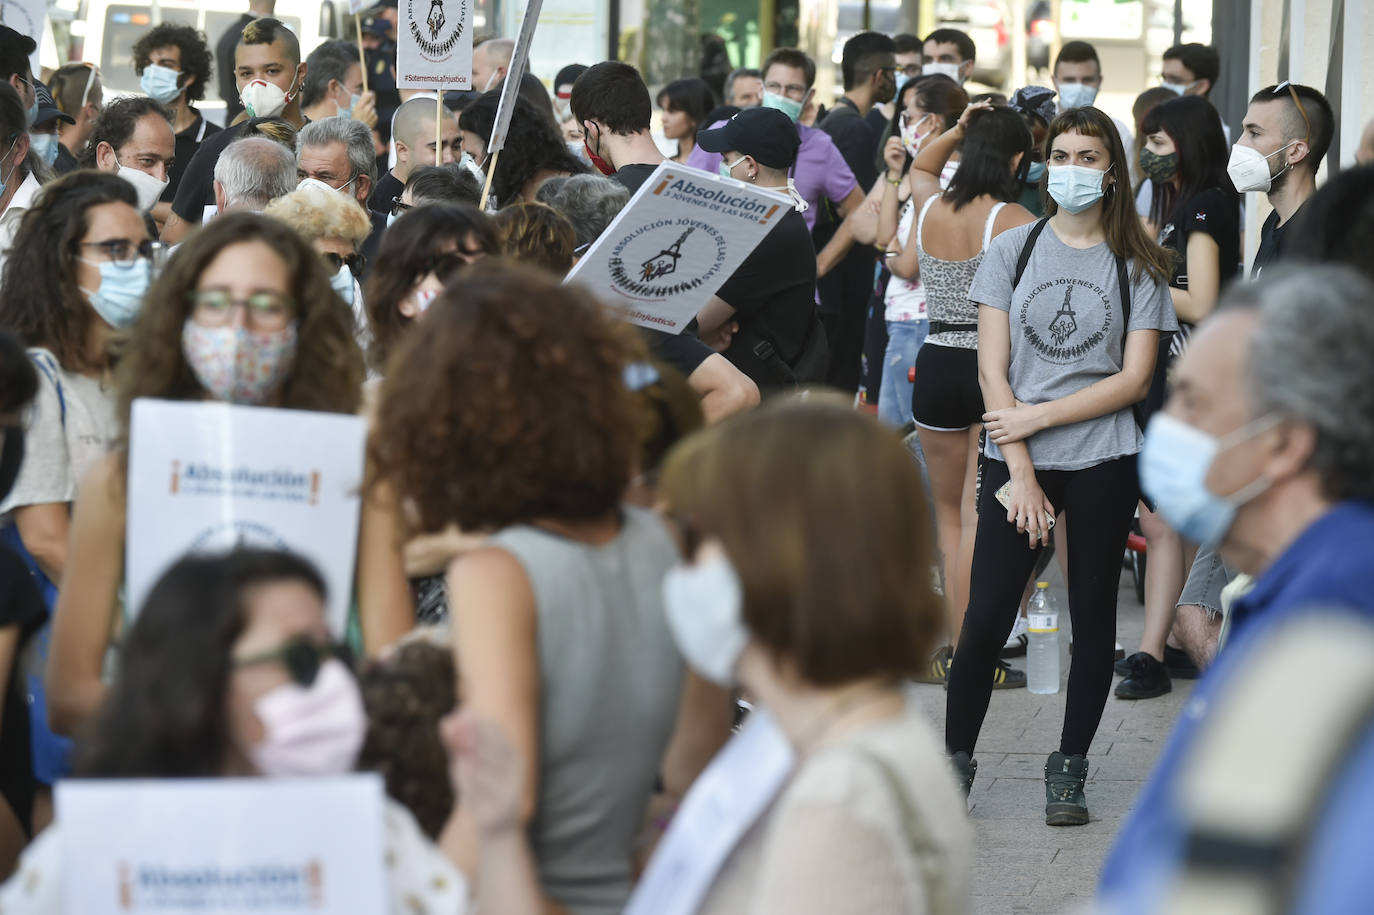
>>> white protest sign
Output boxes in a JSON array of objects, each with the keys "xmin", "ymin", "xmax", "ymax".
[
  {"xmin": 487, "ymin": 0, "xmax": 542, "ymax": 153},
  {"xmin": 58, "ymin": 776, "xmax": 388, "ymax": 914},
  {"xmin": 396, "ymin": 0, "xmax": 473, "ymax": 90},
  {"xmin": 348, "ymin": 0, "xmax": 369, "ymax": 14},
  {"xmin": 565, "ymin": 162, "xmax": 792, "ymax": 334},
  {"xmin": 125, "ymin": 400, "xmax": 367, "ymax": 637},
  {"xmin": 624, "ymin": 710, "xmax": 794, "ymax": 915},
  {"xmin": 0, "ymin": 0, "xmax": 45, "ymax": 74}
]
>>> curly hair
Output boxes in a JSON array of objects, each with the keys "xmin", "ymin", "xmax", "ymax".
[
  {"xmin": 263, "ymin": 185, "xmax": 373, "ymax": 246},
  {"xmin": 362, "ymin": 203, "xmax": 497, "ymax": 371},
  {"xmin": 132, "ymin": 22, "xmax": 214, "ymax": 104},
  {"xmin": 368, "ymin": 263, "xmax": 646, "ymax": 534},
  {"xmin": 0, "ymin": 170, "xmax": 138, "ymax": 373},
  {"xmin": 358, "ymin": 638, "xmax": 456, "ymax": 839},
  {"xmin": 491, "ymin": 202, "xmax": 576, "ymax": 275},
  {"xmin": 114, "ymin": 212, "xmax": 363, "ymax": 435},
  {"xmin": 458, "ymin": 91, "xmax": 587, "ymax": 206}
]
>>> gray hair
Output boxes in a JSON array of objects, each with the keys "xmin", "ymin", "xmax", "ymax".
[
  {"xmin": 1235, "ymin": 265, "xmax": 1374, "ymax": 500},
  {"xmin": 724, "ymin": 67, "xmax": 762, "ymax": 104},
  {"xmin": 533, "ymin": 173, "xmax": 629, "ymax": 247},
  {"xmin": 214, "ymin": 136, "xmax": 297, "ymax": 210},
  {"xmin": 296, "ymin": 116, "xmax": 377, "ymax": 187}
]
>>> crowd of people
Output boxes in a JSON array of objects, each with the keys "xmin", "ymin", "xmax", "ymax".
[{"xmin": 0, "ymin": 0, "xmax": 1372, "ymax": 911}]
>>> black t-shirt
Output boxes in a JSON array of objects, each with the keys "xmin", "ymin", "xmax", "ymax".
[
  {"xmin": 360, "ymin": 209, "xmax": 388, "ymax": 281},
  {"xmin": 215, "ymin": 13, "xmax": 255, "ymax": 122},
  {"xmin": 640, "ymin": 326, "xmax": 713, "ymax": 377},
  {"xmin": 0, "ymin": 545, "xmax": 44, "ymax": 834},
  {"xmin": 818, "ymin": 99, "xmax": 879, "ymax": 191},
  {"xmin": 162, "ymin": 110, "xmax": 222, "ymax": 203},
  {"xmin": 172, "ymin": 117, "xmax": 308, "ymax": 222},
  {"xmin": 53, "ymin": 143, "xmax": 78, "ymax": 176},
  {"xmin": 1251, "ymin": 207, "xmax": 1295, "ymax": 279},
  {"xmin": 716, "ymin": 208, "xmax": 818, "ymax": 383},
  {"xmin": 610, "ymin": 163, "xmax": 660, "ymax": 195},
  {"xmin": 369, "ymin": 170, "xmax": 404, "ymax": 217},
  {"xmin": 1160, "ymin": 186, "xmax": 1241, "ymax": 290}
]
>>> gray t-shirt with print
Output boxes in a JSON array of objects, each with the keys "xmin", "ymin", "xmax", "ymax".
[{"xmin": 969, "ymin": 221, "xmax": 1178, "ymax": 471}]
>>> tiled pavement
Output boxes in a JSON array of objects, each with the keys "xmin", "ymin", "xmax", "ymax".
[{"xmin": 908, "ymin": 565, "xmax": 1194, "ymax": 914}]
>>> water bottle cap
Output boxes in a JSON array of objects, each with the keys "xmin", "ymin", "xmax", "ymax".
[{"xmin": 1036, "ymin": 581, "xmax": 1050, "ymax": 589}]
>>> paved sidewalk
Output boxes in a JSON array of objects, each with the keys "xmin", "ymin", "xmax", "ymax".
[{"xmin": 910, "ymin": 568, "xmax": 1194, "ymax": 914}]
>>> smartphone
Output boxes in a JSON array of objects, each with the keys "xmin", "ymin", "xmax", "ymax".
[{"xmin": 994, "ymin": 481, "xmax": 1056, "ymax": 531}]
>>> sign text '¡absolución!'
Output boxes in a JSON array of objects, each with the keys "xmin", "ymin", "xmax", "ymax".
[
  {"xmin": 177, "ymin": 463, "xmax": 311, "ymax": 491},
  {"xmin": 120, "ymin": 860, "xmax": 324, "ymax": 906},
  {"xmin": 665, "ymin": 179, "xmax": 772, "ymax": 215}
]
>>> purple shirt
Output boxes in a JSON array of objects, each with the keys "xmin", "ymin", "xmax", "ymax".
[{"xmin": 687, "ymin": 121, "xmax": 859, "ymax": 232}]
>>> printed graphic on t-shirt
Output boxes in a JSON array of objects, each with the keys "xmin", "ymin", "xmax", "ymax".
[{"xmin": 1018, "ymin": 277, "xmax": 1113, "ymax": 365}]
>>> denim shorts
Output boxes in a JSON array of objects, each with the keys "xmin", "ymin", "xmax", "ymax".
[{"xmin": 1179, "ymin": 543, "xmax": 1235, "ymax": 618}]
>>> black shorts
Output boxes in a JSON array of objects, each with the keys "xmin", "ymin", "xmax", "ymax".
[{"xmin": 910, "ymin": 343, "xmax": 984, "ymax": 431}]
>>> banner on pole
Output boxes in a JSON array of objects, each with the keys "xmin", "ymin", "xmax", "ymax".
[
  {"xmin": 397, "ymin": 0, "xmax": 473, "ymax": 90},
  {"xmin": 125, "ymin": 400, "xmax": 368, "ymax": 637},
  {"xmin": 565, "ymin": 162, "xmax": 792, "ymax": 334},
  {"xmin": 59, "ymin": 777, "xmax": 390, "ymax": 913},
  {"xmin": 487, "ymin": 0, "xmax": 543, "ymax": 153}
]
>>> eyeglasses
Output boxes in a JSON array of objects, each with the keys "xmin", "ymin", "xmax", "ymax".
[
  {"xmin": 389, "ymin": 196, "xmax": 412, "ymax": 217},
  {"xmin": 188, "ymin": 289, "xmax": 295, "ymax": 330},
  {"xmin": 763, "ymin": 80, "xmax": 808, "ymax": 98},
  {"xmin": 899, "ymin": 63, "xmax": 923, "ymax": 77},
  {"xmin": 323, "ymin": 251, "xmax": 366, "ymax": 278},
  {"xmin": 79, "ymin": 239, "xmax": 160, "ymax": 267},
  {"xmin": 1272, "ymin": 81, "xmax": 1312, "ymax": 145},
  {"xmin": 233, "ymin": 636, "xmax": 355, "ymax": 688}
]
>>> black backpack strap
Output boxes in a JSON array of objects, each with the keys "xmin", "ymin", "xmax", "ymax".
[
  {"xmin": 1117, "ymin": 253, "xmax": 1131, "ymax": 342},
  {"xmin": 1012, "ymin": 217, "xmax": 1050, "ymax": 289}
]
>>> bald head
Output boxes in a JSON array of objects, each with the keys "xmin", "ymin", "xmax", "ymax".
[
  {"xmin": 472, "ymin": 38, "xmax": 515, "ymax": 92},
  {"xmin": 391, "ymin": 96, "xmax": 457, "ymax": 179}
]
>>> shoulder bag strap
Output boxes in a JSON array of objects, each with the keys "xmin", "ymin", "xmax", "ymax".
[{"xmin": 1012, "ymin": 217, "xmax": 1051, "ymax": 289}]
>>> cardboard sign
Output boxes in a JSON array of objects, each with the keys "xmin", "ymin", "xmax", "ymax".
[
  {"xmin": 565, "ymin": 162, "xmax": 792, "ymax": 334},
  {"xmin": 396, "ymin": 0, "xmax": 473, "ymax": 90},
  {"xmin": 624, "ymin": 710, "xmax": 795, "ymax": 915},
  {"xmin": 125, "ymin": 400, "xmax": 368, "ymax": 637},
  {"xmin": 487, "ymin": 0, "xmax": 542, "ymax": 153},
  {"xmin": 58, "ymin": 776, "xmax": 388, "ymax": 914}
]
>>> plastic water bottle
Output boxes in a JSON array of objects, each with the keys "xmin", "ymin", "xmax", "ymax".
[{"xmin": 1026, "ymin": 582, "xmax": 1061, "ymax": 695}]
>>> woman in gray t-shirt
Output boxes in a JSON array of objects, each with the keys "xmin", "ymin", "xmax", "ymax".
[{"xmin": 945, "ymin": 108, "xmax": 1177, "ymax": 827}]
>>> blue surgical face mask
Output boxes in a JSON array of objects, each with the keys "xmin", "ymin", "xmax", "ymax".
[
  {"xmin": 140, "ymin": 64, "xmax": 183, "ymax": 104},
  {"xmin": 1047, "ymin": 163, "xmax": 1108, "ymax": 214},
  {"xmin": 28, "ymin": 131, "xmax": 58, "ymax": 165},
  {"xmin": 1026, "ymin": 160, "xmax": 1046, "ymax": 183},
  {"xmin": 330, "ymin": 263, "xmax": 355, "ymax": 305},
  {"xmin": 1140, "ymin": 413, "xmax": 1279, "ymax": 547},
  {"xmin": 338, "ymin": 90, "xmax": 362, "ymax": 119},
  {"xmin": 760, "ymin": 89, "xmax": 803, "ymax": 123},
  {"xmin": 78, "ymin": 258, "xmax": 152, "ymax": 328},
  {"xmin": 23, "ymin": 85, "xmax": 36, "ymax": 129},
  {"xmin": 1056, "ymin": 82, "xmax": 1099, "ymax": 109},
  {"xmin": 718, "ymin": 155, "xmax": 747, "ymax": 179}
]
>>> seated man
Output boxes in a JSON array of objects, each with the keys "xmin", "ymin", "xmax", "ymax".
[{"xmin": 1099, "ymin": 264, "xmax": 1374, "ymax": 905}]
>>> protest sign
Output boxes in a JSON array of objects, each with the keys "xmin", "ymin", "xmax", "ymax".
[
  {"xmin": 0, "ymin": 0, "xmax": 45, "ymax": 73},
  {"xmin": 58, "ymin": 776, "xmax": 389, "ymax": 914},
  {"xmin": 396, "ymin": 0, "xmax": 473, "ymax": 90},
  {"xmin": 487, "ymin": 0, "xmax": 542, "ymax": 154},
  {"xmin": 565, "ymin": 162, "xmax": 792, "ymax": 334},
  {"xmin": 125, "ymin": 400, "xmax": 368, "ymax": 637},
  {"xmin": 624, "ymin": 710, "xmax": 794, "ymax": 915},
  {"xmin": 348, "ymin": 0, "xmax": 369, "ymax": 92}
]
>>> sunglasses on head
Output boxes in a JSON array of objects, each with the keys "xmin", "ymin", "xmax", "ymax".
[{"xmin": 234, "ymin": 636, "xmax": 354, "ymax": 688}]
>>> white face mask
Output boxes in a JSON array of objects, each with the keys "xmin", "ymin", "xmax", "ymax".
[
  {"xmin": 298, "ymin": 175, "xmax": 356, "ymax": 197},
  {"xmin": 922, "ymin": 62, "xmax": 963, "ymax": 83},
  {"xmin": 240, "ymin": 75, "xmax": 297, "ymax": 119},
  {"xmin": 661, "ymin": 554, "xmax": 750, "ymax": 687},
  {"xmin": 1226, "ymin": 141, "xmax": 1296, "ymax": 194},
  {"xmin": 247, "ymin": 659, "xmax": 366, "ymax": 777},
  {"xmin": 330, "ymin": 263, "xmax": 355, "ymax": 305},
  {"xmin": 115, "ymin": 158, "xmax": 170, "ymax": 212},
  {"xmin": 1161, "ymin": 79, "xmax": 1198, "ymax": 96}
]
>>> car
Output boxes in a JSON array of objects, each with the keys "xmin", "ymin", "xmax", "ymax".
[
  {"xmin": 934, "ymin": 0, "xmax": 1012, "ymax": 89},
  {"xmin": 1027, "ymin": 0, "xmax": 1055, "ymax": 73}
]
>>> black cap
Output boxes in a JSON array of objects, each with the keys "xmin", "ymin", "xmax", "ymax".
[
  {"xmin": 363, "ymin": 17, "xmax": 389, "ymax": 37},
  {"xmin": 554, "ymin": 64, "xmax": 587, "ymax": 91},
  {"xmin": 695, "ymin": 107, "xmax": 800, "ymax": 170},
  {"xmin": 34, "ymin": 80, "xmax": 74, "ymax": 126}
]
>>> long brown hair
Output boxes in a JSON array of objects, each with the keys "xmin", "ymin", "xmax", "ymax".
[{"xmin": 1044, "ymin": 107, "xmax": 1173, "ymax": 285}]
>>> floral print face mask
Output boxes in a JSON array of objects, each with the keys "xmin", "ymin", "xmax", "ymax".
[{"xmin": 181, "ymin": 319, "xmax": 299, "ymax": 405}]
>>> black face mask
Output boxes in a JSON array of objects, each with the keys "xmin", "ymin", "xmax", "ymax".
[{"xmin": 0, "ymin": 428, "xmax": 23, "ymax": 504}]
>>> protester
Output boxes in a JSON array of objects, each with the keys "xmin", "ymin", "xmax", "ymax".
[
  {"xmin": 0, "ymin": 83, "xmax": 38, "ymax": 267},
  {"xmin": 1117, "ymin": 93, "xmax": 1241, "ymax": 700},
  {"xmin": 0, "ymin": 331, "xmax": 45, "ymax": 872},
  {"xmin": 28, "ymin": 82, "xmax": 71, "ymax": 173},
  {"xmin": 1100, "ymin": 266, "xmax": 1374, "ymax": 900},
  {"xmin": 44, "ymin": 213, "xmax": 414, "ymax": 742},
  {"xmin": 215, "ymin": 0, "xmax": 274, "ymax": 122},
  {"xmin": 1052, "ymin": 41, "xmax": 1136, "ymax": 171},
  {"xmin": 262, "ymin": 182, "xmax": 373, "ymax": 333},
  {"xmin": 1008, "ymin": 85, "xmax": 1056, "ymax": 216},
  {"xmin": 296, "ymin": 117, "xmax": 387, "ymax": 274},
  {"xmin": 79, "ymin": 96, "xmax": 176, "ymax": 222},
  {"xmin": 212, "ymin": 135, "xmax": 297, "ymax": 215},
  {"xmin": 166, "ymin": 16, "xmax": 308, "ymax": 244},
  {"xmin": 552, "ymin": 62, "xmax": 588, "ymax": 120},
  {"xmin": 722, "ymin": 66, "xmax": 763, "ymax": 109},
  {"xmin": 471, "ymin": 38, "xmax": 515, "ymax": 93},
  {"xmin": 881, "ymin": 102, "xmax": 1038, "ymax": 688},
  {"xmin": 657, "ymin": 399, "xmax": 971, "ymax": 911},
  {"xmin": 1161, "ymin": 43, "xmax": 1219, "ymax": 99},
  {"xmin": 0, "ymin": 27, "xmax": 37, "ymax": 134},
  {"xmin": 693, "ymin": 108, "xmax": 826, "ymax": 391},
  {"xmin": 367, "ymin": 265, "xmax": 732, "ymax": 913},
  {"xmin": 656, "ymin": 77, "xmax": 715, "ymax": 164},
  {"xmin": 1130, "ymin": 86, "xmax": 1179, "ymax": 222},
  {"xmin": 870, "ymin": 32, "xmax": 923, "ymax": 127},
  {"xmin": 870, "ymin": 74, "xmax": 968, "ymax": 428},
  {"xmin": 299, "ymin": 38, "xmax": 378, "ymax": 129},
  {"xmin": 1233, "ymin": 82, "xmax": 1333, "ymax": 276},
  {"xmin": 395, "ymin": 162, "xmax": 481, "ymax": 215},
  {"xmin": 362, "ymin": 203, "xmax": 496, "ymax": 375},
  {"xmin": 0, "ymin": 171, "xmax": 147, "ymax": 826},
  {"xmin": 532, "ymin": 172, "xmax": 628, "ymax": 250},
  {"xmin": 458, "ymin": 92, "xmax": 586, "ymax": 205},
  {"xmin": 2, "ymin": 548, "xmax": 533, "ymax": 912},
  {"xmin": 923, "ymin": 28, "xmax": 976, "ymax": 85},
  {"xmin": 371, "ymin": 95, "xmax": 458, "ymax": 215},
  {"xmin": 132, "ymin": 22, "xmax": 222, "ymax": 225},
  {"xmin": 570, "ymin": 61, "xmax": 666, "ymax": 192},
  {"xmin": 491, "ymin": 202, "xmax": 576, "ymax": 275},
  {"xmin": 48, "ymin": 62, "xmax": 101, "ymax": 173},
  {"xmin": 947, "ymin": 107, "xmax": 1176, "ymax": 825}
]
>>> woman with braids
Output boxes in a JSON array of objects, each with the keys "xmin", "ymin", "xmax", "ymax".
[
  {"xmin": 44, "ymin": 212, "xmax": 415, "ymax": 743},
  {"xmin": 458, "ymin": 92, "xmax": 587, "ymax": 206}
]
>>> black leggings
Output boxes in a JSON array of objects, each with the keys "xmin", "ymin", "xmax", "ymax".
[{"xmin": 946, "ymin": 455, "xmax": 1139, "ymax": 758}]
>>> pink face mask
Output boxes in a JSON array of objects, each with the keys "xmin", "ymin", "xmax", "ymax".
[{"xmin": 248, "ymin": 659, "xmax": 366, "ymax": 777}]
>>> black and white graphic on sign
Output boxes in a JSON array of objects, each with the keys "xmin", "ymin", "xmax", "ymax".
[
  {"xmin": 408, "ymin": 0, "xmax": 466, "ymax": 58},
  {"xmin": 607, "ymin": 218, "xmax": 728, "ymax": 301},
  {"xmin": 640, "ymin": 229, "xmax": 694, "ymax": 281}
]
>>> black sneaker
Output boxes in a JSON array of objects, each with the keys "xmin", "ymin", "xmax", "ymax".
[
  {"xmin": 914, "ymin": 645, "xmax": 953, "ymax": 684},
  {"xmin": 949, "ymin": 751, "xmax": 977, "ymax": 797},
  {"xmin": 1164, "ymin": 644, "xmax": 1201, "ymax": 679},
  {"xmin": 1045, "ymin": 751, "xmax": 1090, "ymax": 825},
  {"xmin": 1114, "ymin": 652, "xmax": 1172, "ymax": 699},
  {"xmin": 991, "ymin": 659, "xmax": 1027, "ymax": 690}
]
